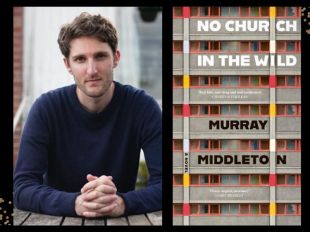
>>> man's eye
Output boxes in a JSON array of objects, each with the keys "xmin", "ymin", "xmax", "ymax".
[
  {"xmin": 75, "ymin": 57, "xmax": 85, "ymax": 62},
  {"xmin": 96, "ymin": 54, "xmax": 106, "ymax": 59}
]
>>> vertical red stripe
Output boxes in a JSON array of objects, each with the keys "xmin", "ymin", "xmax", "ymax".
[
  {"xmin": 183, "ymin": 7, "xmax": 190, "ymax": 18},
  {"xmin": 183, "ymin": 104, "xmax": 190, "ymax": 117},
  {"xmin": 269, "ymin": 75, "xmax": 276, "ymax": 88},
  {"xmin": 270, "ymin": 174, "xmax": 276, "ymax": 186},
  {"xmin": 183, "ymin": 203, "xmax": 190, "ymax": 216}
]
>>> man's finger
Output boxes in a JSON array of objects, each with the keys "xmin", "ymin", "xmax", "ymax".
[
  {"xmin": 87, "ymin": 174, "xmax": 98, "ymax": 182},
  {"xmin": 83, "ymin": 203, "xmax": 117, "ymax": 217},
  {"xmin": 93, "ymin": 194, "xmax": 118, "ymax": 204},
  {"xmin": 81, "ymin": 176, "xmax": 115, "ymax": 193},
  {"xmin": 82, "ymin": 201, "xmax": 105, "ymax": 210},
  {"xmin": 83, "ymin": 186, "xmax": 116, "ymax": 201},
  {"xmin": 95, "ymin": 184, "xmax": 117, "ymax": 194}
]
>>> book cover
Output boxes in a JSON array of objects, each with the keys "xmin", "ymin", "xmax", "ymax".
[{"xmin": 173, "ymin": 6, "xmax": 302, "ymax": 226}]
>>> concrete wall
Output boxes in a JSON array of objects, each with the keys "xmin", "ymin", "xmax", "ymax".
[
  {"xmin": 190, "ymin": 186, "xmax": 269, "ymax": 201},
  {"xmin": 276, "ymin": 216, "xmax": 301, "ymax": 225}
]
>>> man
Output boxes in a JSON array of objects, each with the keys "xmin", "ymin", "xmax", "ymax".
[{"xmin": 13, "ymin": 12, "xmax": 162, "ymax": 218}]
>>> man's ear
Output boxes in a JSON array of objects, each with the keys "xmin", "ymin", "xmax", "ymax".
[
  {"xmin": 63, "ymin": 58, "xmax": 72, "ymax": 74},
  {"xmin": 113, "ymin": 50, "xmax": 120, "ymax": 68}
]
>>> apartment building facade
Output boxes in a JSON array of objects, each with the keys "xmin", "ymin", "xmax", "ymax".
[{"xmin": 172, "ymin": 6, "xmax": 301, "ymax": 225}]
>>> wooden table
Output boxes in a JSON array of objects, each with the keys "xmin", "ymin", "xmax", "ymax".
[{"xmin": 13, "ymin": 208, "xmax": 162, "ymax": 226}]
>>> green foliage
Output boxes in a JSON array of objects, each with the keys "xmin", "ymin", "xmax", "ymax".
[{"xmin": 135, "ymin": 161, "xmax": 149, "ymax": 190}]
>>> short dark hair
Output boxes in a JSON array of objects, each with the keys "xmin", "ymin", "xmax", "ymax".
[{"xmin": 57, "ymin": 12, "xmax": 118, "ymax": 58}]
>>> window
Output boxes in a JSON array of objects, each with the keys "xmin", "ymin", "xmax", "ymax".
[
  {"xmin": 260, "ymin": 41, "xmax": 269, "ymax": 51},
  {"xmin": 190, "ymin": 76, "xmax": 199, "ymax": 86},
  {"xmin": 221, "ymin": 7, "xmax": 238, "ymax": 17},
  {"xmin": 173, "ymin": 140, "xmax": 183, "ymax": 151},
  {"xmin": 261, "ymin": 175, "xmax": 269, "ymax": 184},
  {"xmin": 276, "ymin": 105, "xmax": 301, "ymax": 116},
  {"xmin": 277, "ymin": 203, "xmax": 300, "ymax": 215},
  {"xmin": 173, "ymin": 174, "xmax": 183, "ymax": 185},
  {"xmin": 277, "ymin": 7, "xmax": 299, "ymax": 17},
  {"xmin": 240, "ymin": 7, "xmax": 269, "ymax": 17},
  {"xmin": 201, "ymin": 204, "xmax": 209, "ymax": 214},
  {"xmin": 201, "ymin": 105, "xmax": 209, "ymax": 115},
  {"xmin": 200, "ymin": 76, "xmax": 209, "ymax": 86},
  {"xmin": 287, "ymin": 204, "xmax": 297, "ymax": 214},
  {"xmin": 221, "ymin": 76, "xmax": 238, "ymax": 86},
  {"xmin": 277, "ymin": 204, "xmax": 285, "ymax": 214},
  {"xmin": 287, "ymin": 76, "xmax": 296, "ymax": 86},
  {"xmin": 287, "ymin": 140, "xmax": 295, "ymax": 150},
  {"xmin": 173, "ymin": 41, "xmax": 183, "ymax": 52},
  {"xmin": 261, "ymin": 7, "xmax": 269, "ymax": 16},
  {"xmin": 190, "ymin": 7, "xmax": 220, "ymax": 17},
  {"xmin": 173, "ymin": 204, "xmax": 183, "ymax": 215},
  {"xmin": 190, "ymin": 175, "xmax": 199, "ymax": 184},
  {"xmin": 221, "ymin": 140, "xmax": 238, "ymax": 150},
  {"xmin": 190, "ymin": 204, "xmax": 199, "ymax": 214},
  {"xmin": 200, "ymin": 7, "xmax": 209, "ymax": 16},
  {"xmin": 189, "ymin": 7, "xmax": 272, "ymax": 17},
  {"xmin": 260, "ymin": 204, "xmax": 269, "ymax": 214},
  {"xmin": 173, "ymin": 7, "xmax": 183, "ymax": 17},
  {"xmin": 190, "ymin": 7, "xmax": 198, "ymax": 17},
  {"xmin": 240, "ymin": 204, "xmax": 250, "ymax": 214},
  {"xmin": 277, "ymin": 41, "xmax": 300, "ymax": 52},
  {"xmin": 240, "ymin": 76, "xmax": 250, "ymax": 86},
  {"xmin": 287, "ymin": 175, "xmax": 296, "ymax": 185},
  {"xmin": 251, "ymin": 204, "xmax": 259, "ymax": 214},
  {"xmin": 277, "ymin": 175, "xmax": 285, "ymax": 185},
  {"xmin": 200, "ymin": 41, "xmax": 209, "ymax": 51},
  {"xmin": 190, "ymin": 104, "xmax": 269, "ymax": 116},
  {"xmin": 260, "ymin": 140, "xmax": 269, "ymax": 150},
  {"xmin": 277, "ymin": 140, "xmax": 300, "ymax": 151},
  {"xmin": 210, "ymin": 204, "xmax": 220, "ymax": 214},
  {"xmin": 250, "ymin": 7, "xmax": 259, "ymax": 16},
  {"xmin": 173, "ymin": 105, "xmax": 183, "ymax": 115},
  {"xmin": 210, "ymin": 175, "xmax": 220, "ymax": 184},
  {"xmin": 221, "ymin": 175, "xmax": 239, "ymax": 185},
  {"xmin": 210, "ymin": 7, "xmax": 220, "ymax": 16},
  {"xmin": 221, "ymin": 204, "xmax": 238, "ymax": 215},
  {"xmin": 221, "ymin": 41, "xmax": 238, "ymax": 51},
  {"xmin": 200, "ymin": 139, "xmax": 209, "ymax": 150},
  {"xmin": 250, "ymin": 175, "xmax": 259, "ymax": 185},
  {"xmin": 240, "ymin": 140, "xmax": 249, "ymax": 150},
  {"xmin": 240, "ymin": 175, "xmax": 249, "ymax": 185},
  {"xmin": 200, "ymin": 175, "xmax": 209, "ymax": 184},
  {"xmin": 190, "ymin": 105, "xmax": 199, "ymax": 115},
  {"xmin": 240, "ymin": 105, "xmax": 249, "ymax": 115},
  {"xmin": 251, "ymin": 140, "xmax": 259, "ymax": 150},
  {"xmin": 210, "ymin": 140, "xmax": 220, "ymax": 149},
  {"xmin": 173, "ymin": 76, "xmax": 182, "ymax": 87},
  {"xmin": 210, "ymin": 105, "xmax": 220, "ymax": 115},
  {"xmin": 210, "ymin": 76, "xmax": 220, "ymax": 86},
  {"xmin": 221, "ymin": 105, "xmax": 238, "ymax": 115},
  {"xmin": 190, "ymin": 139, "xmax": 199, "ymax": 150},
  {"xmin": 277, "ymin": 174, "xmax": 300, "ymax": 185}
]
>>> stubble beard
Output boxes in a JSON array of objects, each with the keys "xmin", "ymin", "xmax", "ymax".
[{"xmin": 76, "ymin": 74, "xmax": 113, "ymax": 99}]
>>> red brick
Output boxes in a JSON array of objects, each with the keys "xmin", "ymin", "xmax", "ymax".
[{"xmin": 14, "ymin": 7, "xmax": 23, "ymax": 15}]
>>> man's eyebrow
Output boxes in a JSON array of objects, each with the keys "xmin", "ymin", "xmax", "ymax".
[
  {"xmin": 72, "ymin": 54, "xmax": 85, "ymax": 60},
  {"xmin": 71, "ymin": 51, "xmax": 110, "ymax": 59}
]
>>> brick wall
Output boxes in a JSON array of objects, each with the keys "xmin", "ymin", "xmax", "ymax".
[{"xmin": 13, "ymin": 7, "xmax": 23, "ymax": 167}]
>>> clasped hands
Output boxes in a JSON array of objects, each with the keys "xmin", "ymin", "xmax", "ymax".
[{"xmin": 75, "ymin": 174, "xmax": 125, "ymax": 218}]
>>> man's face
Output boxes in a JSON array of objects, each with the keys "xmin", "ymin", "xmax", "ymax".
[{"xmin": 64, "ymin": 36, "xmax": 120, "ymax": 98}]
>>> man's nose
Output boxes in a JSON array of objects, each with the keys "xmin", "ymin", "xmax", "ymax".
[{"xmin": 86, "ymin": 60, "xmax": 98, "ymax": 76}]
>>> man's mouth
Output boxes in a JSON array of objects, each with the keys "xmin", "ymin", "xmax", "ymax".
[{"xmin": 86, "ymin": 79, "xmax": 101, "ymax": 83}]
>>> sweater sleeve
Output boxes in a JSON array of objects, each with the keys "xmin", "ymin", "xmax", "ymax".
[
  {"xmin": 13, "ymin": 97, "xmax": 80, "ymax": 216},
  {"xmin": 119, "ymin": 95, "xmax": 162, "ymax": 215}
]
